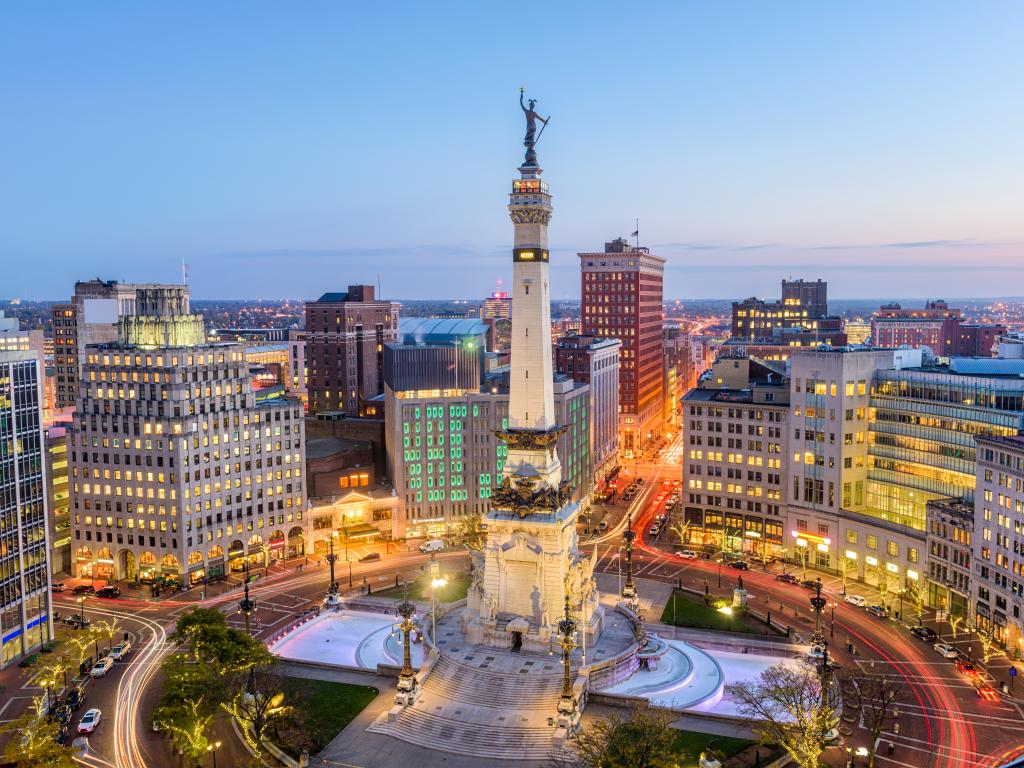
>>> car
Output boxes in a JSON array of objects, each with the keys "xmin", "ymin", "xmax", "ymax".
[
  {"xmin": 49, "ymin": 703, "xmax": 72, "ymax": 726},
  {"xmin": 775, "ymin": 572, "xmax": 799, "ymax": 584},
  {"xmin": 72, "ymin": 584, "xmax": 95, "ymax": 595},
  {"xmin": 66, "ymin": 686, "xmax": 87, "ymax": 710},
  {"xmin": 844, "ymin": 594, "xmax": 866, "ymax": 607},
  {"xmin": 418, "ymin": 540, "xmax": 445, "ymax": 553},
  {"xmin": 90, "ymin": 657, "xmax": 114, "ymax": 677},
  {"xmin": 95, "ymin": 585, "xmax": 121, "ymax": 598},
  {"xmin": 65, "ymin": 614, "xmax": 91, "ymax": 629},
  {"xmin": 821, "ymin": 727, "xmax": 841, "ymax": 745},
  {"xmin": 800, "ymin": 579, "xmax": 821, "ymax": 590},
  {"xmin": 635, "ymin": 478, "xmax": 644, "ymax": 484},
  {"xmin": 910, "ymin": 626, "xmax": 938, "ymax": 642},
  {"xmin": 976, "ymin": 683, "xmax": 1000, "ymax": 701},
  {"xmin": 54, "ymin": 724, "xmax": 70, "ymax": 746},
  {"xmin": 598, "ymin": 521, "xmax": 608, "ymax": 531},
  {"xmin": 51, "ymin": 581, "xmax": 66, "ymax": 593},
  {"xmin": 359, "ymin": 552, "xmax": 382, "ymax": 562},
  {"xmin": 648, "ymin": 525, "xmax": 660, "ymax": 537},
  {"xmin": 107, "ymin": 642, "xmax": 132, "ymax": 660},
  {"xmin": 865, "ymin": 604, "xmax": 891, "ymax": 619},
  {"xmin": 727, "ymin": 561, "xmax": 750, "ymax": 571},
  {"xmin": 76, "ymin": 708, "xmax": 102, "ymax": 734},
  {"xmin": 677, "ymin": 550, "xmax": 699, "ymax": 560},
  {"xmin": 933, "ymin": 642, "xmax": 959, "ymax": 659},
  {"xmin": 956, "ymin": 658, "xmax": 978, "ymax": 677}
]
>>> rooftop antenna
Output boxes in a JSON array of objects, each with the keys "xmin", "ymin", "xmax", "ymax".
[
  {"xmin": 181, "ymin": 257, "xmax": 189, "ymax": 285},
  {"xmin": 378, "ymin": 273, "xmax": 382, "ymax": 298}
]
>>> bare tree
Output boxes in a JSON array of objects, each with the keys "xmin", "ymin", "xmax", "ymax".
[
  {"xmin": 550, "ymin": 706, "xmax": 679, "ymax": 768},
  {"xmin": 838, "ymin": 671, "xmax": 906, "ymax": 768},
  {"xmin": 222, "ymin": 667, "xmax": 290, "ymax": 753},
  {"xmin": 975, "ymin": 627, "xmax": 996, "ymax": 665},
  {"xmin": 726, "ymin": 663, "xmax": 839, "ymax": 768}
]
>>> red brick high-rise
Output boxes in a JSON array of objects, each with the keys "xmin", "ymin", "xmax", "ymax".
[
  {"xmin": 579, "ymin": 238, "xmax": 665, "ymax": 457},
  {"xmin": 304, "ymin": 286, "xmax": 399, "ymax": 416}
]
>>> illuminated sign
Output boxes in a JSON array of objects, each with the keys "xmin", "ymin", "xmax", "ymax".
[
  {"xmin": 907, "ymin": 569, "xmax": 919, "ymax": 580},
  {"xmin": 866, "ymin": 556, "xmax": 878, "ymax": 566},
  {"xmin": 791, "ymin": 530, "xmax": 831, "ymax": 546},
  {"xmin": 514, "ymin": 248, "xmax": 549, "ymax": 263},
  {"xmin": 845, "ymin": 550, "xmax": 858, "ymax": 560},
  {"xmin": 886, "ymin": 562, "xmax": 899, "ymax": 573}
]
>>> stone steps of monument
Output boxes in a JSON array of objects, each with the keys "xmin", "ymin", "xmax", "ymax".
[
  {"xmin": 369, "ymin": 705, "xmax": 558, "ymax": 761},
  {"xmin": 426, "ymin": 655, "xmax": 566, "ymax": 709}
]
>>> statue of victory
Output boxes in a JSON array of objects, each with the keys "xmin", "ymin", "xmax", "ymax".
[{"xmin": 519, "ymin": 88, "xmax": 550, "ymax": 165}]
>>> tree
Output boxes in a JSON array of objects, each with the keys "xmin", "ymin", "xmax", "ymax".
[
  {"xmin": 172, "ymin": 607, "xmax": 272, "ymax": 672},
  {"xmin": 870, "ymin": 564, "xmax": 893, "ymax": 607},
  {"xmin": 976, "ymin": 627, "xmax": 996, "ymax": 665},
  {"xmin": 838, "ymin": 671, "xmax": 906, "ymax": 768},
  {"xmin": 454, "ymin": 512, "xmax": 486, "ymax": 550},
  {"xmin": 839, "ymin": 555, "xmax": 856, "ymax": 595},
  {"xmin": 0, "ymin": 696, "xmax": 77, "ymax": 768},
  {"xmin": 551, "ymin": 706, "xmax": 679, "ymax": 768},
  {"xmin": 727, "ymin": 663, "xmax": 839, "ymax": 768},
  {"xmin": 904, "ymin": 581, "xmax": 925, "ymax": 625},
  {"xmin": 154, "ymin": 695, "xmax": 213, "ymax": 765},
  {"xmin": 948, "ymin": 613, "xmax": 964, "ymax": 641},
  {"xmin": 222, "ymin": 667, "xmax": 290, "ymax": 754},
  {"xmin": 668, "ymin": 519, "xmax": 693, "ymax": 549},
  {"xmin": 794, "ymin": 543, "xmax": 810, "ymax": 580}
]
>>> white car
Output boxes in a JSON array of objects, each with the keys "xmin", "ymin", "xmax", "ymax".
[
  {"xmin": 418, "ymin": 539, "xmax": 445, "ymax": 553},
  {"xmin": 934, "ymin": 642, "xmax": 959, "ymax": 659},
  {"xmin": 844, "ymin": 594, "xmax": 866, "ymax": 607},
  {"xmin": 89, "ymin": 657, "xmax": 114, "ymax": 677},
  {"xmin": 677, "ymin": 550, "xmax": 699, "ymax": 560},
  {"xmin": 77, "ymin": 708, "xmax": 102, "ymax": 734},
  {"xmin": 107, "ymin": 642, "xmax": 131, "ymax": 660}
]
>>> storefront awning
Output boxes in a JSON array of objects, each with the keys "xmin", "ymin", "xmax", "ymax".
[{"xmin": 345, "ymin": 523, "xmax": 381, "ymax": 540}]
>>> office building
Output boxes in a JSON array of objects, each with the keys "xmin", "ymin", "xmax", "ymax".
[
  {"xmin": 304, "ymin": 286, "xmax": 399, "ymax": 417},
  {"xmin": 844, "ymin": 320, "xmax": 872, "ymax": 346},
  {"xmin": 731, "ymin": 279, "xmax": 836, "ymax": 343},
  {"xmin": 0, "ymin": 349, "xmax": 53, "ymax": 668},
  {"xmin": 69, "ymin": 290, "xmax": 306, "ymax": 585},
  {"xmin": 925, "ymin": 498, "xmax": 973, "ymax": 620},
  {"xmin": 51, "ymin": 280, "xmax": 191, "ymax": 410},
  {"xmin": 45, "ymin": 422, "xmax": 72, "ymax": 575},
  {"xmin": 974, "ymin": 436, "xmax": 1024, "ymax": 652},
  {"xmin": 580, "ymin": 237, "xmax": 665, "ymax": 456},
  {"xmin": 481, "ymin": 285, "xmax": 512, "ymax": 353},
  {"xmin": 871, "ymin": 301, "xmax": 961, "ymax": 353},
  {"xmin": 555, "ymin": 334, "xmax": 620, "ymax": 481},
  {"xmin": 681, "ymin": 356, "xmax": 789, "ymax": 556}
]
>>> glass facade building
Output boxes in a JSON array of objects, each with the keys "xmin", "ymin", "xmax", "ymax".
[{"xmin": 0, "ymin": 351, "xmax": 53, "ymax": 668}]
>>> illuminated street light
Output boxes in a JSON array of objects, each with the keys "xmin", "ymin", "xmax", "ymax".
[{"xmin": 207, "ymin": 740, "xmax": 222, "ymax": 768}]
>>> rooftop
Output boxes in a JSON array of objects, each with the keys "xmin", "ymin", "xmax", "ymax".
[
  {"xmin": 306, "ymin": 436, "xmax": 370, "ymax": 459},
  {"xmin": 399, "ymin": 317, "xmax": 488, "ymax": 343}
]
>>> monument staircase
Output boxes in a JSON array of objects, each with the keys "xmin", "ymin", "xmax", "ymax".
[{"xmin": 369, "ymin": 651, "xmax": 573, "ymax": 760}]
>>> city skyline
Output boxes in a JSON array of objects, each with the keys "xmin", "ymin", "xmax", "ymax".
[{"xmin": 4, "ymin": 3, "xmax": 1023, "ymax": 301}]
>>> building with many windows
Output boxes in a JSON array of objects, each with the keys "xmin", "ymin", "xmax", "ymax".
[
  {"xmin": 555, "ymin": 334, "xmax": 620, "ymax": 482},
  {"xmin": 580, "ymin": 238, "xmax": 665, "ymax": 456},
  {"xmin": 973, "ymin": 436, "xmax": 1024, "ymax": 654},
  {"xmin": 304, "ymin": 286, "xmax": 399, "ymax": 417},
  {"xmin": 681, "ymin": 356, "xmax": 789, "ymax": 557},
  {"xmin": 731, "ymin": 279, "xmax": 837, "ymax": 343},
  {"xmin": 69, "ymin": 293, "xmax": 306, "ymax": 586},
  {"xmin": 926, "ymin": 497, "xmax": 973, "ymax": 620},
  {"xmin": 0, "ymin": 349, "xmax": 53, "ymax": 668}
]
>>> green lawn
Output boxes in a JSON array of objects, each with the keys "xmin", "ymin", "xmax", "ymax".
[
  {"xmin": 281, "ymin": 677, "xmax": 378, "ymax": 751},
  {"xmin": 661, "ymin": 591, "xmax": 775, "ymax": 635},
  {"xmin": 672, "ymin": 730, "xmax": 755, "ymax": 765},
  {"xmin": 376, "ymin": 572, "xmax": 471, "ymax": 603}
]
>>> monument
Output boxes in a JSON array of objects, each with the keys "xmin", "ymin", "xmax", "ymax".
[{"xmin": 463, "ymin": 91, "xmax": 604, "ymax": 657}]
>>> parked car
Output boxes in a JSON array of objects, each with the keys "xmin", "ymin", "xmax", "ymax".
[
  {"xmin": 910, "ymin": 626, "xmax": 938, "ymax": 642},
  {"xmin": 359, "ymin": 552, "xmax": 381, "ymax": 562},
  {"xmin": 775, "ymin": 573, "xmax": 799, "ymax": 584},
  {"xmin": 865, "ymin": 604, "xmax": 891, "ymax": 619},
  {"xmin": 844, "ymin": 594, "xmax": 866, "ymax": 607},
  {"xmin": 956, "ymin": 658, "xmax": 978, "ymax": 677},
  {"xmin": 933, "ymin": 642, "xmax": 959, "ymax": 659},
  {"xmin": 418, "ymin": 540, "xmax": 445, "ymax": 553},
  {"xmin": 66, "ymin": 686, "xmax": 87, "ymax": 711},
  {"xmin": 96, "ymin": 585, "xmax": 121, "ymax": 599},
  {"xmin": 800, "ymin": 579, "xmax": 820, "ymax": 590},
  {"xmin": 677, "ymin": 550, "xmax": 699, "ymax": 560},
  {"xmin": 76, "ymin": 708, "xmax": 102, "ymax": 734},
  {"xmin": 107, "ymin": 642, "xmax": 132, "ymax": 660},
  {"xmin": 727, "ymin": 561, "xmax": 750, "ymax": 571},
  {"xmin": 976, "ymin": 683, "xmax": 1000, "ymax": 701},
  {"xmin": 51, "ymin": 582, "xmax": 66, "ymax": 593},
  {"xmin": 65, "ymin": 614, "xmax": 91, "ymax": 629},
  {"xmin": 90, "ymin": 657, "xmax": 114, "ymax": 678},
  {"xmin": 648, "ymin": 525, "xmax": 660, "ymax": 537},
  {"xmin": 72, "ymin": 584, "xmax": 95, "ymax": 595}
]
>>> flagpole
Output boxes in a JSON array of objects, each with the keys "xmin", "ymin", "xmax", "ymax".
[{"xmin": 635, "ymin": 218, "xmax": 639, "ymax": 248}]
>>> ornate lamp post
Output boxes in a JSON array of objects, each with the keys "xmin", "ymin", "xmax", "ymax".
[
  {"xmin": 324, "ymin": 533, "xmax": 340, "ymax": 607},
  {"xmin": 395, "ymin": 598, "xmax": 419, "ymax": 705},
  {"xmin": 206, "ymin": 740, "xmax": 222, "ymax": 768},
  {"xmin": 621, "ymin": 511, "xmax": 638, "ymax": 611},
  {"xmin": 810, "ymin": 577, "xmax": 827, "ymax": 647},
  {"xmin": 556, "ymin": 594, "xmax": 581, "ymax": 734},
  {"xmin": 238, "ymin": 561, "xmax": 257, "ymax": 693}
]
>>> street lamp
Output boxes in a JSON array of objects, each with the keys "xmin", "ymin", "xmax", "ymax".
[
  {"xmin": 395, "ymin": 597, "xmax": 418, "ymax": 702},
  {"xmin": 238, "ymin": 560, "xmax": 256, "ymax": 636},
  {"xmin": 429, "ymin": 555, "xmax": 448, "ymax": 642},
  {"xmin": 556, "ymin": 594, "xmax": 578, "ymax": 728},
  {"xmin": 810, "ymin": 578, "xmax": 826, "ymax": 647},
  {"xmin": 325, "ymin": 534, "xmax": 340, "ymax": 606},
  {"xmin": 621, "ymin": 511, "xmax": 638, "ymax": 610},
  {"xmin": 717, "ymin": 558, "xmax": 723, "ymax": 589},
  {"xmin": 829, "ymin": 601, "xmax": 837, "ymax": 638},
  {"xmin": 207, "ymin": 740, "xmax": 222, "ymax": 768}
]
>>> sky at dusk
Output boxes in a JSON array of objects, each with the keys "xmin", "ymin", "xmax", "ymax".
[{"xmin": 3, "ymin": 2, "xmax": 1023, "ymax": 301}]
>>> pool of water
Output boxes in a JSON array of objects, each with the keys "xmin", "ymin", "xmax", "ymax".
[{"xmin": 269, "ymin": 610, "xmax": 426, "ymax": 670}]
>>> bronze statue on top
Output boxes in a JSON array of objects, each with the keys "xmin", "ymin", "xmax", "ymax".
[{"xmin": 519, "ymin": 88, "xmax": 550, "ymax": 166}]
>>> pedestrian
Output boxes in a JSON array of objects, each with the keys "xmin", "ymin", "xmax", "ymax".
[{"xmin": 887, "ymin": 742, "xmax": 895, "ymax": 756}]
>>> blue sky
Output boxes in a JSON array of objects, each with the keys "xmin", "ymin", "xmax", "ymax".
[{"xmin": 3, "ymin": 2, "xmax": 1022, "ymax": 300}]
